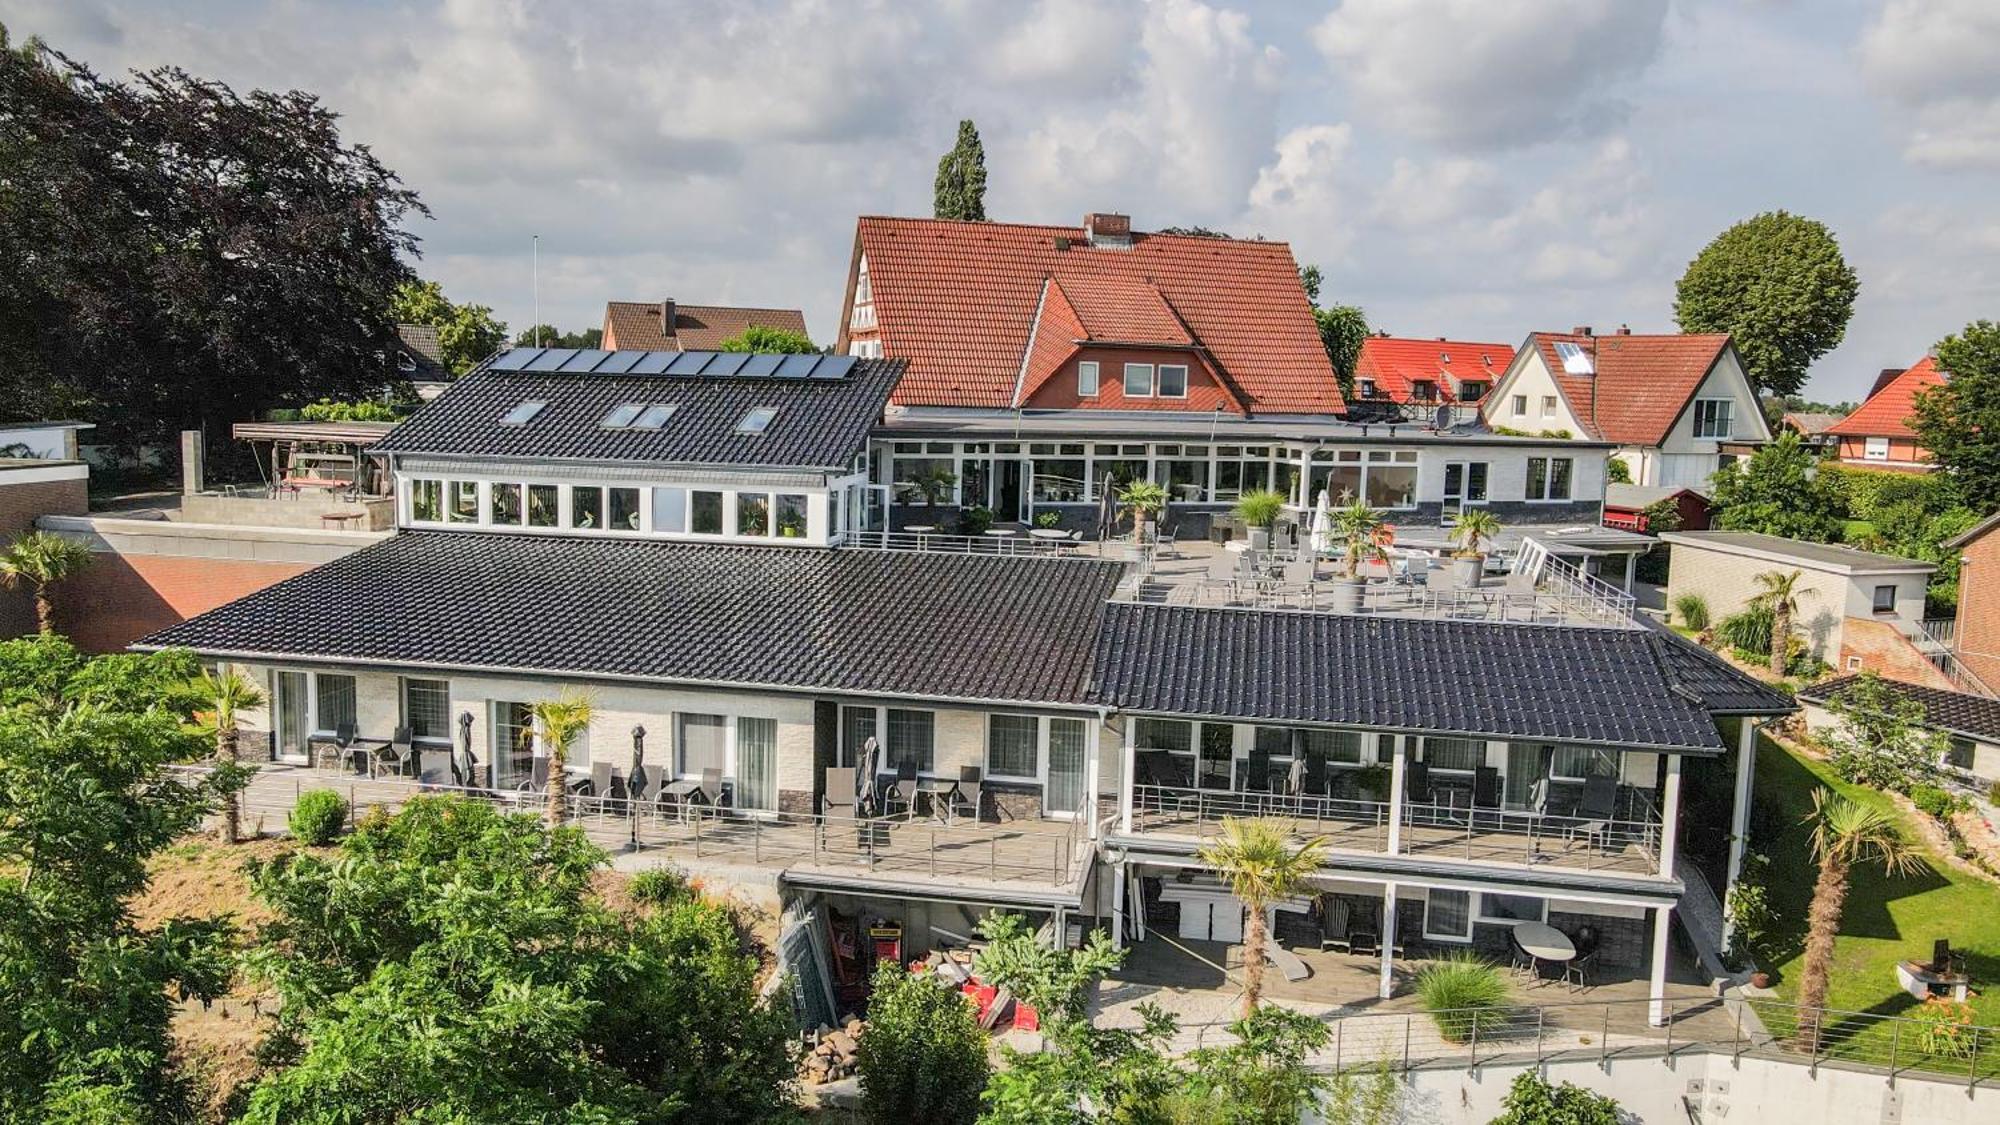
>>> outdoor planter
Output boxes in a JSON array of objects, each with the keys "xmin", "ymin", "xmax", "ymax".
[
  {"xmin": 1331, "ymin": 578, "xmax": 1365, "ymax": 613},
  {"xmin": 1452, "ymin": 553, "xmax": 1485, "ymax": 588},
  {"xmin": 1248, "ymin": 526, "xmax": 1271, "ymax": 551},
  {"xmin": 1750, "ymin": 971, "xmax": 1772, "ymax": 990}
]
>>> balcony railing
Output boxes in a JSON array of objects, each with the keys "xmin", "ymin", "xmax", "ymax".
[
  {"xmin": 1127, "ymin": 784, "xmax": 1663, "ymax": 875},
  {"xmin": 845, "ymin": 529, "xmax": 1084, "ymax": 557}
]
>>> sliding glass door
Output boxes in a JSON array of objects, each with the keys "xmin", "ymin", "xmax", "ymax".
[
  {"xmin": 736, "ymin": 718, "xmax": 777, "ymax": 813},
  {"xmin": 1045, "ymin": 718, "xmax": 1087, "ymax": 816},
  {"xmin": 274, "ymin": 671, "xmax": 309, "ymax": 763}
]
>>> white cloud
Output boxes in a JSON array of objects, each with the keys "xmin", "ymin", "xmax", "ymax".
[
  {"xmin": 1860, "ymin": 0, "xmax": 2000, "ymax": 169},
  {"xmin": 1311, "ymin": 0, "xmax": 1669, "ymax": 149}
]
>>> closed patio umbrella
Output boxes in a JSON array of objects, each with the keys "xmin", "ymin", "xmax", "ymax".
[
  {"xmin": 1309, "ymin": 489, "xmax": 1334, "ymax": 557},
  {"xmin": 853, "ymin": 736, "xmax": 880, "ymax": 816},
  {"xmin": 628, "ymin": 725, "xmax": 648, "ymax": 804},
  {"xmin": 1095, "ymin": 484, "xmax": 1118, "ymax": 541},
  {"xmin": 451, "ymin": 711, "xmax": 473, "ymax": 788}
]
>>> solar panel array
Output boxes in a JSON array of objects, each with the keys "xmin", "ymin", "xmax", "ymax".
[{"xmin": 487, "ymin": 347, "xmax": 859, "ymax": 381}]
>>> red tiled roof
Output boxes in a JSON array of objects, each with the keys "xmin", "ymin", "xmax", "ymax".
[
  {"xmin": 601, "ymin": 301, "xmax": 809, "ymax": 352},
  {"xmin": 1826, "ymin": 357, "xmax": 1944, "ymax": 439},
  {"xmin": 850, "ymin": 216, "xmax": 1340, "ymax": 412},
  {"xmin": 1354, "ymin": 336, "xmax": 1514, "ymax": 401},
  {"xmin": 1517, "ymin": 332, "xmax": 1731, "ymax": 445},
  {"xmin": 1017, "ymin": 279, "xmax": 1088, "ymax": 404}
]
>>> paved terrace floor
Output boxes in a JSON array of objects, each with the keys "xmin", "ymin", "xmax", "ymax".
[{"xmin": 216, "ymin": 762, "xmax": 1091, "ymax": 899}]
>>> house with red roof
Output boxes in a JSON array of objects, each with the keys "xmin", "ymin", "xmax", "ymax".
[
  {"xmin": 834, "ymin": 214, "xmax": 1620, "ymax": 537},
  {"xmin": 601, "ymin": 299, "xmax": 810, "ymax": 352},
  {"xmin": 1824, "ymin": 355, "xmax": 1944, "ymax": 472},
  {"xmin": 1351, "ymin": 335, "xmax": 1515, "ymax": 420},
  {"xmin": 1482, "ymin": 327, "xmax": 1770, "ymax": 490}
]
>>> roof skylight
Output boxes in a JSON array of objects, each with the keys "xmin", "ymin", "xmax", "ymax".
[
  {"xmin": 736, "ymin": 407, "xmax": 778, "ymax": 435},
  {"xmin": 1554, "ymin": 340, "xmax": 1595, "ymax": 375},
  {"xmin": 632, "ymin": 404, "xmax": 677, "ymax": 430},
  {"xmin": 601, "ymin": 403, "xmax": 646, "ymax": 428},
  {"xmin": 499, "ymin": 400, "xmax": 547, "ymax": 426}
]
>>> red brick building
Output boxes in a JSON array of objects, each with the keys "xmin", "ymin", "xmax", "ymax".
[
  {"xmin": 0, "ymin": 458, "xmax": 91, "ymax": 635},
  {"xmin": 1947, "ymin": 511, "xmax": 2000, "ymax": 694}
]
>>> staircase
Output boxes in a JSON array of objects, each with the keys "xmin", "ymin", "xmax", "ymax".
[{"xmin": 1674, "ymin": 855, "xmax": 1732, "ymax": 982}]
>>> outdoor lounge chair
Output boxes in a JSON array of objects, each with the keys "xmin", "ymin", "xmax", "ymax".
[
  {"xmin": 516, "ymin": 757, "xmax": 550, "ymax": 798},
  {"xmin": 1405, "ymin": 760, "xmax": 1432, "ymax": 804},
  {"xmin": 572, "ymin": 761, "xmax": 613, "ymax": 813},
  {"xmin": 879, "ymin": 762, "xmax": 917, "ymax": 818},
  {"xmin": 822, "ymin": 767, "xmax": 858, "ymax": 817},
  {"xmin": 1565, "ymin": 775, "xmax": 1619, "ymax": 851},
  {"xmin": 1318, "ymin": 895, "xmax": 1354, "ymax": 952}
]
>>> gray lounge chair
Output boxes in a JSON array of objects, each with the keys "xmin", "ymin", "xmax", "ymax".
[{"xmin": 372, "ymin": 725, "xmax": 417, "ymax": 779}]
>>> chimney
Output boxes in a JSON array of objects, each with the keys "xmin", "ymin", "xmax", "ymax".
[
  {"xmin": 180, "ymin": 430, "xmax": 205, "ymax": 495},
  {"xmin": 1082, "ymin": 212, "xmax": 1132, "ymax": 249},
  {"xmin": 1615, "ymin": 324, "xmax": 1632, "ymax": 335},
  {"xmin": 1570, "ymin": 325, "xmax": 1594, "ymax": 337},
  {"xmin": 659, "ymin": 299, "xmax": 677, "ymax": 337}
]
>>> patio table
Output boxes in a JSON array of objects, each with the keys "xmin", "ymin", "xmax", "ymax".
[
  {"xmin": 912, "ymin": 777, "xmax": 963, "ymax": 822},
  {"xmin": 1028, "ymin": 528, "xmax": 1069, "ymax": 541},
  {"xmin": 1512, "ymin": 921, "xmax": 1575, "ymax": 983}
]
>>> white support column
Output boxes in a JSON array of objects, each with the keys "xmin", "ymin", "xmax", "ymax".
[
  {"xmin": 1386, "ymin": 735, "xmax": 1407, "ymax": 854},
  {"xmin": 1084, "ymin": 714, "xmax": 1103, "ymax": 841},
  {"xmin": 1623, "ymin": 553, "xmax": 1636, "ymax": 594},
  {"xmin": 1648, "ymin": 904, "xmax": 1674, "ymax": 1027},
  {"xmin": 1378, "ymin": 882, "xmax": 1399, "ymax": 999},
  {"xmin": 1116, "ymin": 714, "xmax": 1135, "ymax": 835},
  {"xmin": 1658, "ymin": 753, "xmax": 1683, "ymax": 878},
  {"xmin": 1721, "ymin": 718, "xmax": 1758, "ymax": 948},
  {"xmin": 1111, "ymin": 860, "xmax": 1128, "ymax": 950}
]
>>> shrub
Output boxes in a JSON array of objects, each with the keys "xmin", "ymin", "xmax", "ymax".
[
  {"xmin": 1909, "ymin": 785, "xmax": 1965, "ymax": 821},
  {"xmin": 628, "ymin": 865, "xmax": 694, "ymax": 905},
  {"xmin": 855, "ymin": 963, "xmax": 988, "ymax": 1125},
  {"xmin": 1033, "ymin": 510, "xmax": 1061, "ymax": 529},
  {"xmin": 1724, "ymin": 853, "xmax": 1773, "ymax": 965},
  {"xmin": 1412, "ymin": 952, "xmax": 1510, "ymax": 1043},
  {"xmin": 954, "ymin": 505, "xmax": 994, "ymax": 536},
  {"xmin": 288, "ymin": 788, "xmax": 347, "ymax": 845},
  {"xmin": 1717, "ymin": 603, "xmax": 1774, "ymax": 655},
  {"xmin": 1235, "ymin": 489, "xmax": 1286, "ymax": 530},
  {"xmin": 1490, "ymin": 1071, "xmax": 1620, "ymax": 1125},
  {"xmin": 1672, "ymin": 592, "xmax": 1711, "ymax": 631},
  {"xmin": 1989, "ymin": 779, "xmax": 2000, "ymax": 807},
  {"xmin": 1913, "ymin": 997, "xmax": 1979, "ymax": 1058},
  {"xmin": 300, "ymin": 398, "xmax": 399, "ymax": 422}
]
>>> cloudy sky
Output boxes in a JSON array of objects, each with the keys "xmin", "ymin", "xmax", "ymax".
[{"xmin": 5, "ymin": 0, "xmax": 1998, "ymax": 401}]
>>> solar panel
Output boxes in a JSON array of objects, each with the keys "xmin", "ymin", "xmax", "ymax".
[
  {"xmin": 491, "ymin": 348, "xmax": 544, "ymax": 371},
  {"xmin": 594, "ymin": 351, "xmax": 645, "ymax": 374},
  {"xmin": 739, "ymin": 354, "xmax": 783, "ymax": 376},
  {"xmin": 809, "ymin": 355, "xmax": 858, "ymax": 380},
  {"xmin": 774, "ymin": 354, "xmax": 819, "ymax": 379},
  {"xmin": 665, "ymin": 352, "xmax": 713, "ymax": 375},
  {"xmin": 629, "ymin": 350, "xmax": 676, "ymax": 374},
  {"xmin": 704, "ymin": 352, "xmax": 751, "ymax": 376},
  {"xmin": 524, "ymin": 348, "xmax": 578, "ymax": 372},
  {"xmin": 559, "ymin": 349, "xmax": 612, "ymax": 372}
]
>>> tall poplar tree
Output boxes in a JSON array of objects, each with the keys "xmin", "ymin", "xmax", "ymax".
[{"xmin": 933, "ymin": 119, "xmax": 988, "ymax": 222}]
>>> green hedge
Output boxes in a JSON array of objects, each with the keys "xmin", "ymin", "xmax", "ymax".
[{"xmin": 288, "ymin": 788, "xmax": 348, "ymax": 845}]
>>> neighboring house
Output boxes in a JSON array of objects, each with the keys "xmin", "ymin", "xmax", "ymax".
[
  {"xmin": 601, "ymin": 299, "xmax": 810, "ymax": 351},
  {"xmin": 1780, "ymin": 411, "xmax": 1843, "ymax": 453},
  {"xmin": 1483, "ymin": 328, "xmax": 1772, "ymax": 490},
  {"xmin": 1824, "ymin": 356, "xmax": 1945, "ymax": 472},
  {"xmin": 1602, "ymin": 484, "xmax": 1709, "ymax": 533},
  {"xmin": 0, "ymin": 434, "xmax": 91, "ymax": 636},
  {"xmin": 1943, "ymin": 511, "xmax": 2000, "ymax": 696},
  {"xmin": 395, "ymin": 323, "xmax": 449, "ymax": 380},
  {"xmin": 1658, "ymin": 530, "xmax": 1947, "ymax": 684},
  {"xmin": 839, "ymin": 213, "xmax": 1608, "ymax": 533},
  {"xmin": 1351, "ymin": 335, "xmax": 1515, "ymax": 420},
  {"xmin": 132, "ymin": 342, "xmax": 1790, "ymax": 1023},
  {"xmin": 1797, "ymin": 675, "xmax": 2000, "ymax": 790}
]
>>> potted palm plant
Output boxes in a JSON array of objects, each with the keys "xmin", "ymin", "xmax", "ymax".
[
  {"xmin": 1330, "ymin": 497, "xmax": 1387, "ymax": 613},
  {"xmin": 1235, "ymin": 489, "xmax": 1285, "ymax": 551},
  {"xmin": 1448, "ymin": 509, "xmax": 1501, "ymax": 589},
  {"xmin": 1119, "ymin": 481, "xmax": 1169, "ymax": 543}
]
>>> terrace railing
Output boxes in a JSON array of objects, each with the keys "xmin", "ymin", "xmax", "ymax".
[
  {"xmin": 1127, "ymin": 783, "xmax": 1662, "ymax": 875},
  {"xmin": 844, "ymin": 529, "xmax": 1083, "ymax": 557},
  {"xmin": 1293, "ymin": 995, "xmax": 1999, "ymax": 1091}
]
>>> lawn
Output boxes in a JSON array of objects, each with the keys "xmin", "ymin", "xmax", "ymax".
[{"xmin": 1748, "ymin": 735, "xmax": 2000, "ymax": 1072}]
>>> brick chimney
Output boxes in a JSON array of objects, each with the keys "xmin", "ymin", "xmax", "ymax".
[
  {"xmin": 659, "ymin": 299, "xmax": 677, "ymax": 337},
  {"xmin": 1083, "ymin": 212, "xmax": 1132, "ymax": 249},
  {"xmin": 1570, "ymin": 325, "xmax": 1594, "ymax": 337},
  {"xmin": 1615, "ymin": 324, "xmax": 1632, "ymax": 335}
]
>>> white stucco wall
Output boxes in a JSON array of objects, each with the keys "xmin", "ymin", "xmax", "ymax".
[{"xmin": 1486, "ymin": 350, "xmax": 1585, "ymax": 436}]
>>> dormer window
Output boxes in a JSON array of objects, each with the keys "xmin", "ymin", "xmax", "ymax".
[
  {"xmin": 1078, "ymin": 361, "xmax": 1100, "ymax": 397},
  {"xmin": 397, "ymin": 353, "xmax": 418, "ymax": 373},
  {"xmin": 1359, "ymin": 379, "xmax": 1377, "ymax": 399},
  {"xmin": 499, "ymin": 400, "xmax": 546, "ymax": 426},
  {"xmin": 737, "ymin": 407, "xmax": 778, "ymax": 435}
]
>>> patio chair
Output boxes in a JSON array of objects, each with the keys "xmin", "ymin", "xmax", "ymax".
[
  {"xmin": 1347, "ymin": 902, "xmax": 1382, "ymax": 958},
  {"xmin": 951, "ymin": 765, "xmax": 986, "ymax": 823},
  {"xmin": 309, "ymin": 733, "xmax": 347, "ymax": 772},
  {"xmin": 822, "ymin": 767, "xmax": 858, "ymax": 817},
  {"xmin": 1317, "ymin": 895, "xmax": 1355, "ymax": 952},
  {"xmin": 1507, "ymin": 932, "xmax": 1535, "ymax": 978},
  {"xmin": 695, "ymin": 766, "xmax": 726, "ymax": 810},
  {"xmin": 1156, "ymin": 524, "xmax": 1180, "ymax": 559},
  {"xmin": 1242, "ymin": 747, "xmax": 1272, "ymax": 794},
  {"xmin": 1405, "ymin": 760, "xmax": 1432, "ymax": 804},
  {"xmin": 573, "ymin": 761, "xmax": 613, "ymax": 813},
  {"xmin": 370, "ymin": 725, "xmax": 417, "ymax": 779},
  {"xmin": 516, "ymin": 757, "xmax": 551, "ymax": 798},
  {"xmin": 1566, "ymin": 775, "xmax": 1619, "ymax": 852},
  {"xmin": 1472, "ymin": 765, "xmax": 1502, "ymax": 829},
  {"xmin": 1198, "ymin": 550, "xmax": 1239, "ymax": 604},
  {"xmin": 880, "ymin": 762, "xmax": 917, "ymax": 819}
]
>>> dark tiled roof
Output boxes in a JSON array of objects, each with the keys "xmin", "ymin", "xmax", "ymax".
[
  {"xmin": 372, "ymin": 355, "xmax": 903, "ymax": 469},
  {"xmin": 1091, "ymin": 605, "xmax": 1787, "ymax": 750},
  {"xmin": 396, "ymin": 324, "xmax": 449, "ymax": 379},
  {"xmin": 138, "ymin": 532, "xmax": 1125, "ymax": 705},
  {"xmin": 1651, "ymin": 630, "xmax": 1797, "ymax": 715},
  {"xmin": 1798, "ymin": 674, "xmax": 2000, "ymax": 742}
]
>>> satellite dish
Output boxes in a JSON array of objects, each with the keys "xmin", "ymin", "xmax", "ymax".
[{"xmin": 1433, "ymin": 404, "xmax": 1452, "ymax": 430}]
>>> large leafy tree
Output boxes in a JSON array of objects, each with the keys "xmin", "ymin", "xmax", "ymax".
[
  {"xmin": 0, "ymin": 635, "xmax": 244, "ymax": 1123},
  {"xmin": 1707, "ymin": 431, "xmax": 1841, "ymax": 541},
  {"xmin": 390, "ymin": 279, "xmax": 508, "ymax": 376},
  {"xmin": 237, "ymin": 796, "xmax": 796, "ymax": 1123},
  {"xmin": 513, "ymin": 324, "xmax": 603, "ymax": 349},
  {"xmin": 1912, "ymin": 320, "xmax": 2000, "ymax": 511},
  {"xmin": 1299, "ymin": 264, "xmax": 1369, "ymax": 395},
  {"xmin": 934, "ymin": 118, "xmax": 988, "ymax": 222},
  {"xmin": 1820, "ymin": 672, "xmax": 1948, "ymax": 793},
  {"xmin": 0, "ymin": 27, "xmax": 423, "ymax": 450},
  {"xmin": 1674, "ymin": 211, "xmax": 1859, "ymax": 398}
]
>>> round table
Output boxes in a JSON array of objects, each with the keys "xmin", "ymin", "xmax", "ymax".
[
  {"xmin": 904, "ymin": 524, "xmax": 936, "ymax": 549},
  {"xmin": 1512, "ymin": 921, "xmax": 1575, "ymax": 983},
  {"xmin": 1028, "ymin": 528, "xmax": 1070, "ymax": 541}
]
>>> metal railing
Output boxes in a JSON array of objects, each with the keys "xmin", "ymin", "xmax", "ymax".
[
  {"xmin": 1294, "ymin": 996, "xmax": 1999, "ymax": 1090},
  {"xmin": 1914, "ymin": 618, "xmax": 1997, "ymax": 698},
  {"xmin": 177, "ymin": 764, "xmax": 1093, "ymax": 889},
  {"xmin": 845, "ymin": 529, "xmax": 1083, "ymax": 557},
  {"xmin": 1535, "ymin": 550, "xmax": 1639, "ymax": 625},
  {"xmin": 1127, "ymin": 783, "xmax": 1663, "ymax": 875}
]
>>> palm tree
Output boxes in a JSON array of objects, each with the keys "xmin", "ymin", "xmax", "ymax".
[
  {"xmin": 532, "ymin": 690, "xmax": 594, "ymax": 826},
  {"xmin": 1331, "ymin": 497, "xmax": 1388, "ymax": 581},
  {"xmin": 1752, "ymin": 569, "xmax": 1811, "ymax": 676},
  {"xmin": 0, "ymin": 530, "xmax": 93, "ymax": 634},
  {"xmin": 1449, "ymin": 508, "xmax": 1502, "ymax": 559},
  {"xmin": 1119, "ymin": 481, "xmax": 1170, "ymax": 542},
  {"xmin": 194, "ymin": 669, "xmax": 265, "ymax": 844},
  {"xmin": 1795, "ymin": 790, "xmax": 1924, "ymax": 1046},
  {"xmin": 1196, "ymin": 817, "xmax": 1329, "ymax": 1017}
]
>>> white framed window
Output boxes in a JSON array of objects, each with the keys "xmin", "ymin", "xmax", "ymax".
[
  {"xmin": 1864, "ymin": 436, "xmax": 1890, "ymax": 461},
  {"xmin": 1421, "ymin": 736, "xmax": 1484, "ymax": 772},
  {"xmin": 1424, "ymin": 889, "xmax": 1474, "ymax": 942},
  {"xmin": 690, "ymin": 491, "xmax": 725, "ymax": 534},
  {"xmin": 489, "ymin": 482, "xmax": 523, "ymax": 525},
  {"xmin": 676, "ymin": 713, "xmax": 727, "ymax": 779},
  {"xmin": 570, "ymin": 485, "xmax": 604, "ymax": 529},
  {"xmin": 652, "ymin": 487, "xmax": 687, "ymax": 533},
  {"xmin": 410, "ymin": 478, "xmax": 443, "ymax": 523},
  {"xmin": 1525, "ymin": 457, "xmax": 1573, "ymax": 501},
  {"xmin": 1477, "ymin": 893, "xmax": 1547, "ymax": 925},
  {"xmin": 1511, "ymin": 394, "xmax": 1528, "ymax": 417},
  {"xmin": 987, "ymin": 714, "xmax": 1040, "ymax": 781},
  {"xmin": 1540, "ymin": 395, "xmax": 1558, "ymax": 419},
  {"xmin": 313, "ymin": 673, "xmax": 357, "ymax": 735},
  {"xmin": 1078, "ymin": 361, "xmax": 1100, "ymax": 397},
  {"xmin": 1157, "ymin": 364, "xmax": 1189, "ymax": 398},
  {"xmin": 1359, "ymin": 379, "xmax": 1377, "ymax": 398},
  {"xmin": 1692, "ymin": 399, "xmax": 1734, "ymax": 439},
  {"xmin": 400, "ymin": 677, "xmax": 452, "ymax": 744},
  {"xmin": 447, "ymin": 481, "xmax": 479, "ymax": 524},
  {"xmin": 1123, "ymin": 363, "xmax": 1155, "ymax": 397},
  {"xmin": 1550, "ymin": 746, "xmax": 1617, "ymax": 781},
  {"xmin": 886, "ymin": 708, "xmax": 935, "ymax": 774}
]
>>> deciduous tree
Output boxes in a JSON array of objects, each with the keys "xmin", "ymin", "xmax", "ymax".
[
  {"xmin": 1821, "ymin": 672, "xmax": 1948, "ymax": 793},
  {"xmin": 1707, "ymin": 431, "xmax": 1841, "ymax": 541},
  {"xmin": 391, "ymin": 278, "xmax": 508, "ymax": 375},
  {"xmin": 1912, "ymin": 320, "xmax": 2000, "ymax": 510},
  {"xmin": 857, "ymin": 962, "xmax": 989, "ymax": 1125},
  {"xmin": 1674, "ymin": 210, "xmax": 1859, "ymax": 398},
  {"xmin": 719, "ymin": 325, "xmax": 817, "ymax": 353}
]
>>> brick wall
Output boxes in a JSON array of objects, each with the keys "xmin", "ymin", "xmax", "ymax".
[
  {"xmin": 55, "ymin": 553, "xmax": 313, "ymax": 653},
  {"xmin": 1837, "ymin": 617, "xmax": 1955, "ymax": 689},
  {"xmin": 0, "ymin": 475, "xmax": 90, "ymax": 636},
  {"xmin": 1957, "ymin": 525, "xmax": 2000, "ymax": 691}
]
